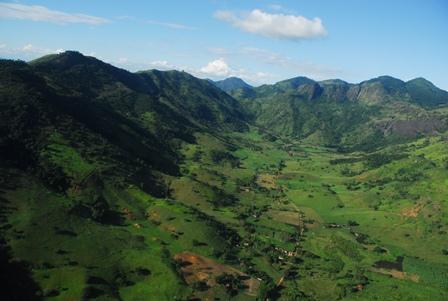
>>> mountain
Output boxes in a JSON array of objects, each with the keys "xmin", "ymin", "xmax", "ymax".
[
  {"xmin": 0, "ymin": 52, "xmax": 253, "ymax": 299},
  {"xmin": 406, "ymin": 77, "xmax": 448, "ymax": 107},
  {"xmin": 212, "ymin": 77, "xmax": 252, "ymax": 94},
  {"xmin": 1, "ymin": 52, "xmax": 448, "ymax": 301},
  {"xmin": 233, "ymin": 75, "xmax": 448, "ymax": 150},
  {"xmin": 30, "ymin": 51, "xmax": 248, "ymax": 132},
  {"xmin": 1, "ymin": 51, "xmax": 250, "ymax": 199}
]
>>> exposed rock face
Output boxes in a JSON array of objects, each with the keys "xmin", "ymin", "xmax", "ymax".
[
  {"xmin": 297, "ymin": 83, "xmax": 323, "ymax": 100},
  {"xmin": 320, "ymin": 79, "xmax": 351, "ymax": 102},
  {"xmin": 378, "ymin": 119, "xmax": 445, "ymax": 137}
]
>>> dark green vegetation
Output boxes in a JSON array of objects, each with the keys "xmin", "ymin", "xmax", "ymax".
[
  {"xmin": 1, "ymin": 52, "xmax": 448, "ymax": 300},
  {"xmin": 212, "ymin": 77, "xmax": 253, "ymax": 95},
  {"xmin": 233, "ymin": 75, "xmax": 448, "ymax": 150}
]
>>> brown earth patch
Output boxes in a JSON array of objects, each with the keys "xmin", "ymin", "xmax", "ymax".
[
  {"xmin": 122, "ymin": 208, "xmax": 135, "ymax": 220},
  {"xmin": 372, "ymin": 268, "xmax": 419, "ymax": 283},
  {"xmin": 256, "ymin": 174, "xmax": 277, "ymax": 189},
  {"xmin": 163, "ymin": 224, "xmax": 176, "ymax": 233},
  {"xmin": 146, "ymin": 209, "xmax": 161, "ymax": 224},
  {"xmin": 173, "ymin": 252, "xmax": 260, "ymax": 297},
  {"xmin": 401, "ymin": 203, "xmax": 424, "ymax": 218}
]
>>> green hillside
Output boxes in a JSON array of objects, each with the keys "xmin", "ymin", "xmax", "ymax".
[
  {"xmin": 1, "ymin": 52, "xmax": 448, "ymax": 301},
  {"xmin": 234, "ymin": 75, "xmax": 448, "ymax": 150}
]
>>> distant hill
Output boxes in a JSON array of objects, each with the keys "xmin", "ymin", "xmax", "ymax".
[
  {"xmin": 4, "ymin": 51, "xmax": 448, "ymax": 157},
  {"xmin": 212, "ymin": 77, "xmax": 252, "ymax": 94},
  {"xmin": 233, "ymin": 75, "xmax": 448, "ymax": 150}
]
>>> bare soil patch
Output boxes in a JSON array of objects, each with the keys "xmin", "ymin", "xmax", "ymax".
[
  {"xmin": 256, "ymin": 174, "xmax": 277, "ymax": 189},
  {"xmin": 372, "ymin": 268, "xmax": 419, "ymax": 283},
  {"xmin": 401, "ymin": 203, "xmax": 424, "ymax": 218},
  {"xmin": 173, "ymin": 252, "xmax": 260, "ymax": 296}
]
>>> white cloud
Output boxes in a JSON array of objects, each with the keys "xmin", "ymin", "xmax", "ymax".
[
  {"xmin": 0, "ymin": 2, "xmax": 109, "ymax": 25},
  {"xmin": 197, "ymin": 58, "xmax": 275, "ymax": 85},
  {"xmin": 214, "ymin": 9, "xmax": 326, "ymax": 40},
  {"xmin": 0, "ymin": 43, "xmax": 63, "ymax": 56},
  {"xmin": 149, "ymin": 60, "xmax": 179, "ymax": 70},
  {"xmin": 200, "ymin": 58, "xmax": 231, "ymax": 76},
  {"xmin": 20, "ymin": 43, "xmax": 63, "ymax": 55},
  {"xmin": 145, "ymin": 20, "xmax": 196, "ymax": 30}
]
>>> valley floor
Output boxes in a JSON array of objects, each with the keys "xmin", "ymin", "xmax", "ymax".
[{"xmin": 1, "ymin": 128, "xmax": 448, "ymax": 300}]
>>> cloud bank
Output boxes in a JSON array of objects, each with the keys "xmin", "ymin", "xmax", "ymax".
[
  {"xmin": 215, "ymin": 9, "xmax": 326, "ymax": 40},
  {"xmin": 200, "ymin": 58, "xmax": 231, "ymax": 76},
  {"xmin": 0, "ymin": 2, "xmax": 109, "ymax": 25}
]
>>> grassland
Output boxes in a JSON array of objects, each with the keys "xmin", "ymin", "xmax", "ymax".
[{"xmin": 1, "ymin": 128, "xmax": 448, "ymax": 300}]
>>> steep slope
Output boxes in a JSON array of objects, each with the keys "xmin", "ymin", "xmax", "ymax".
[
  {"xmin": 1, "ymin": 51, "xmax": 251, "ymax": 193},
  {"xmin": 0, "ymin": 52, "xmax": 252, "ymax": 300},
  {"xmin": 31, "ymin": 51, "xmax": 248, "ymax": 134},
  {"xmin": 139, "ymin": 71, "xmax": 248, "ymax": 131},
  {"xmin": 232, "ymin": 75, "xmax": 448, "ymax": 150}
]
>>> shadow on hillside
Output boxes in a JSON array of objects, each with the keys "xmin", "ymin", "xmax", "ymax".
[{"xmin": 0, "ymin": 239, "xmax": 42, "ymax": 300}]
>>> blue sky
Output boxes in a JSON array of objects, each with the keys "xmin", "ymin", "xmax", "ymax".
[{"xmin": 1, "ymin": 0, "xmax": 447, "ymax": 89}]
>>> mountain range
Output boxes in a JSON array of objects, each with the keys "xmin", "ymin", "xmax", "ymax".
[
  {"xmin": 221, "ymin": 75, "xmax": 448, "ymax": 150},
  {"xmin": 1, "ymin": 51, "xmax": 448, "ymax": 301}
]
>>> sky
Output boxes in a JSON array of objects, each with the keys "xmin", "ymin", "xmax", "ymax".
[{"xmin": 0, "ymin": 0, "xmax": 447, "ymax": 89}]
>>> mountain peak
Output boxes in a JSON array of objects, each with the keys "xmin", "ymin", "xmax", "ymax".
[
  {"xmin": 405, "ymin": 77, "xmax": 448, "ymax": 106},
  {"xmin": 225, "ymin": 76, "xmax": 247, "ymax": 82},
  {"xmin": 358, "ymin": 75, "xmax": 406, "ymax": 99},
  {"xmin": 363, "ymin": 75, "xmax": 404, "ymax": 86},
  {"xmin": 275, "ymin": 76, "xmax": 316, "ymax": 89},
  {"xmin": 30, "ymin": 50, "xmax": 91, "ymax": 67},
  {"xmin": 319, "ymin": 79, "xmax": 349, "ymax": 86},
  {"xmin": 213, "ymin": 77, "xmax": 252, "ymax": 93},
  {"xmin": 407, "ymin": 77, "xmax": 434, "ymax": 87}
]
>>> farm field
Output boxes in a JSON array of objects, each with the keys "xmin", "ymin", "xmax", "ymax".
[{"xmin": 3, "ymin": 127, "xmax": 447, "ymax": 300}]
